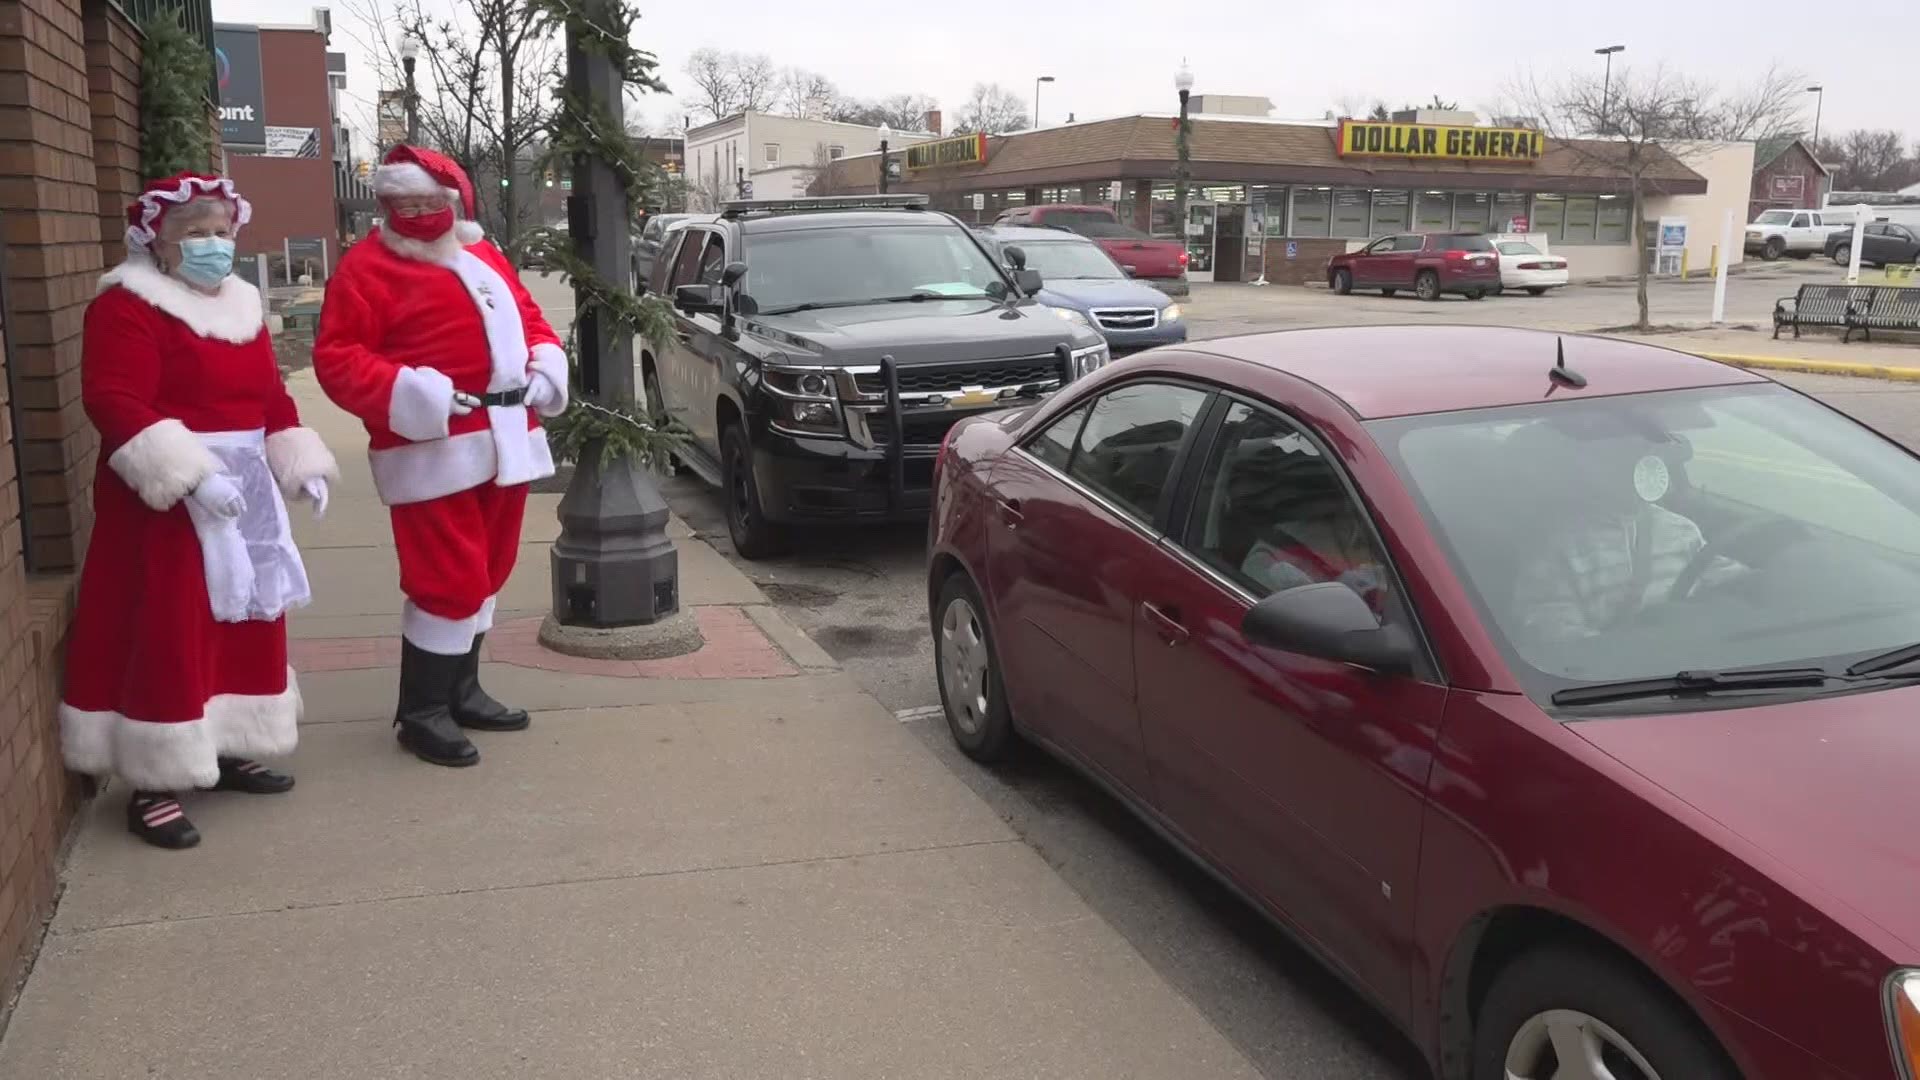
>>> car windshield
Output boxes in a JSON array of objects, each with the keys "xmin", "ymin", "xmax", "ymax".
[
  {"xmin": 1014, "ymin": 240, "xmax": 1126, "ymax": 279},
  {"xmin": 1497, "ymin": 241, "xmax": 1542, "ymax": 256},
  {"xmin": 1755, "ymin": 210, "xmax": 1794, "ymax": 225},
  {"xmin": 744, "ymin": 224, "xmax": 1010, "ymax": 312},
  {"xmin": 1369, "ymin": 384, "xmax": 1920, "ymax": 707}
]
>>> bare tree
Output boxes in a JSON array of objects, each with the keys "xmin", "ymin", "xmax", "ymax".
[
  {"xmin": 779, "ymin": 69, "xmax": 838, "ymax": 120},
  {"xmin": 832, "ymin": 92, "xmax": 939, "ymax": 131},
  {"xmin": 681, "ymin": 48, "xmax": 777, "ymax": 121},
  {"xmin": 803, "ymin": 141, "xmax": 850, "ymax": 196},
  {"xmin": 1675, "ymin": 62, "xmax": 1806, "ymax": 142},
  {"xmin": 1816, "ymin": 130, "xmax": 1918, "ymax": 191},
  {"xmin": 953, "ymin": 82, "xmax": 1027, "ymax": 134}
]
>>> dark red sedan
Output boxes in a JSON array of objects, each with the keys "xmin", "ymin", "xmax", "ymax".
[
  {"xmin": 926, "ymin": 326, "xmax": 1920, "ymax": 1080},
  {"xmin": 1327, "ymin": 232, "xmax": 1502, "ymax": 300}
]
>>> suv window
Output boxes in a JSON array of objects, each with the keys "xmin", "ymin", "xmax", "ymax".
[
  {"xmin": 1437, "ymin": 234, "xmax": 1493, "ymax": 252},
  {"xmin": 743, "ymin": 224, "xmax": 1008, "ymax": 313},
  {"xmin": 666, "ymin": 230, "xmax": 707, "ymax": 290},
  {"xmin": 1362, "ymin": 237, "xmax": 1397, "ymax": 255},
  {"xmin": 1183, "ymin": 401, "xmax": 1394, "ymax": 617},
  {"xmin": 698, "ymin": 232, "xmax": 728, "ymax": 285},
  {"xmin": 1394, "ymin": 235, "xmax": 1427, "ymax": 252},
  {"xmin": 1027, "ymin": 383, "xmax": 1209, "ymax": 523}
]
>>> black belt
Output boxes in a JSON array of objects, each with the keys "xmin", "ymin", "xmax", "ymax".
[{"xmin": 478, "ymin": 388, "xmax": 525, "ymax": 407}]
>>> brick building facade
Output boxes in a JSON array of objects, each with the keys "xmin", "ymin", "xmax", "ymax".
[
  {"xmin": 1749, "ymin": 137, "xmax": 1829, "ymax": 222},
  {"xmin": 0, "ymin": 0, "xmax": 215, "ymax": 1006}
]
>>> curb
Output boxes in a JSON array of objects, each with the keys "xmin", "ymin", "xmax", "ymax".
[{"xmin": 1696, "ymin": 351, "xmax": 1920, "ymax": 383}]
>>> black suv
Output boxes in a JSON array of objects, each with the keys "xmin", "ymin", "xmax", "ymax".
[{"xmin": 643, "ymin": 195, "xmax": 1110, "ymax": 558}]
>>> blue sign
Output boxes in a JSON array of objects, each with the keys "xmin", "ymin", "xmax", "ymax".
[
  {"xmin": 1659, "ymin": 223, "xmax": 1686, "ymax": 247},
  {"xmin": 1285, "ymin": 241, "xmax": 1299, "ymax": 260}
]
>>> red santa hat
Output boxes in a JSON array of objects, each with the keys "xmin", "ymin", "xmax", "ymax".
[
  {"xmin": 124, "ymin": 172, "xmax": 251, "ymax": 253},
  {"xmin": 372, "ymin": 144, "xmax": 484, "ymax": 243}
]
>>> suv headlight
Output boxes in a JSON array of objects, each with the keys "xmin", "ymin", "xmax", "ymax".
[
  {"xmin": 1045, "ymin": 306, "xmax": 1092, "ymax": 328},
  {"xmin": 1070, "ymin": 343, "xmax": 1110, "ymax": 379},
  {"xmin": 1161, "ymin": 302, "xmax": 1183, "ymax": 322},
  {"xmin": 762, "ymin": 364, "xmax": 844, "ymax": 437},
  {"xmin": 1892, "ymin": 971, "xmax": 1920, "ymax": 1079}
]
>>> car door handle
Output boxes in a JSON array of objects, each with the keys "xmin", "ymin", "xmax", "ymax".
[
  {"xmin": 1140, "ymin": 601, "xmax": 1189, "ymax": 646},
  {"xmin": 996, "ymin": 497, "xmax": 1023, "ymax": 528}
]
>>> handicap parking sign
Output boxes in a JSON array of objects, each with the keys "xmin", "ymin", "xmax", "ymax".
[{"xmin": 1285, "ymin": 241, "xmax": 1298, "ymax": 259}]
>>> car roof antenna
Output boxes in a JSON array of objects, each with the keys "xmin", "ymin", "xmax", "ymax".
[{"xmin": 1549, "ymin": 337, "xmax": 1588, "ymax": 389}]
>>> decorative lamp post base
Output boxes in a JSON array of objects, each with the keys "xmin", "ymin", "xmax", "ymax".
[{"xmin": 544, "ymin": 445, "xmax": 697, "ymax": 658}]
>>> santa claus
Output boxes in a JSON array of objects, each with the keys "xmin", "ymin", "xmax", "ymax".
[
  {"xmin": 61, "ymin": 173, "xmax": 339, "ymax": 849},
  {"xmin": 314, "ymin": 145, "xmax": 568, "ymax": 769}
]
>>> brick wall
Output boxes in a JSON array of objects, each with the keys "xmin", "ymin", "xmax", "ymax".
[
  {"xmin": 1256, "ymin": 237, "xmax": 1348, "ymax": 287},
  {"xmin": 82, "ymin": 0, "xmax": 139, "ymax": 270}
]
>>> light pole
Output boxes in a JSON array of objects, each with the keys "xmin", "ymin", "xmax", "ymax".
[
  {"xmin": 1594, "ymin": 44, "xmax": 1625, "ymax": 135},
  {"xmin": 877, "ymin": 122, "xmax": 891, "ymax": 194},
  {"xmin": 1033, "ymin": 75, "xmax": 1054, "ymax": 127},
  {"xmin": 398, "ymin": 34, "xmax": 420, "ymax": 144},
  {"xmin": 1806, "ymin": 85, "xmax": 1825, "ymax": 148},
  {"xmin": 1173, "ymin": 62, "xmax": 1194, "ymax": 261}
]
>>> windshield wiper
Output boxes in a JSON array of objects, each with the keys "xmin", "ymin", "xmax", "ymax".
[
  {"xmin": 1845, "ymin": 642, "xmax": 1920, "ymax": 676},
  {"xmin": 1550, "ymin": 665, "xmax": 1833, "ymax": 707},
  {"xmin": 877, "ymin": 291, "xmax": 989, "ymax": 303}
]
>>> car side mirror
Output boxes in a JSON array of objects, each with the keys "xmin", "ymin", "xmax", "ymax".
[
  {"xmin": 720, "ymin": 260, "xmax": 748, "ymax": 288},
  {"xmin": 1013, "ymin": 268, "xmax": 1043, "ymax": 295},
  {"xmin": 1003, "ymin": 244, "xmax": 1028, "ymax": 270},
  {"xmin": 674, "ymin": 283, "xmax": 723, "ymax": 316},
  {"xmin": 1241, "ymin": 582, "xmax": 1413, "ymax": 675}
]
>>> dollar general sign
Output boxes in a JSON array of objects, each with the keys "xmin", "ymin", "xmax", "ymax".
[
  {"xmin": 1337, "ymin": 120, "xmax": 1543, "ymax": 163},
  {"xmin": 906, "ymin": 132, "xmax": 988, "ymax": 171}
]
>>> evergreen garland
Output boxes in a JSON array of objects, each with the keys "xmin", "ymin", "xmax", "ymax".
[
  {"xmin": 138, "ymin": 11, "xmax": 213, "ymax": 180},
  {"xmin": 520, "ymin": 0, "xmax": 685, "ymax": 469}
]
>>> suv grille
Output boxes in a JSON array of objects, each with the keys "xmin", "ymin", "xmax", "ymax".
[
  {"xmin": 854, "ymin": 355, "xmax": 1062, "ymax": 396},
  {"xmin": 864, "ymin": 412, "xmax": 969, "ymax": 449},
  {"xmin": 1090, "ymin": 308, "xmax": 1158, "ymax": 331}
]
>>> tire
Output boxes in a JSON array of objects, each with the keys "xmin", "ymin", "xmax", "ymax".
[
  {"xmin": 1415, "ymin": 271, "xmax": 1441, "ymax": 302},
  {"xmin": 1472, "ymin": 945, "xmax": 1736, "ymax": 1080},
  {"xmin": 721, "ymin": 422, "xmax": 788, "ymax": 560},
  {"xmin": 933, "ymin": 574, "xmax": 1015, "ymax": 762},
  {"xmin": 1762, "ymin": 237, "xmax": 1785, "ymax": 261},
  {"xmin": 641, "ymin": 364, "xmax": 687, "ymax": 476},
  {"xmin": 1831, "ymin": 248, "xmax": 1851, "ymax": 265},
  {"xmin": 1381, "ymin": 288, "xmax": 1397, "ymax": 297},
  {"xmin": 1331, "ymin": 269, "xmax": 1353, "ymax": 295},
  {"xmin": 1466, "ymin": 289, "xmax": 1486, "ymax": 301},
  {"xmin": 1526, "ymin": 287, "xmax": 1549, "ymax": 296}
]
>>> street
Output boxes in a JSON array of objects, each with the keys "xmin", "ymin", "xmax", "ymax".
[{"xmin": 521, "ymin": 265, "xmax": 1920, "ymax": 1077}]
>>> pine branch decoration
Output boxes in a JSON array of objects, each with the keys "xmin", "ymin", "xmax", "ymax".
[{"xmin": 138, "ymin": 11, "xmax": 213, "ymax": 181}]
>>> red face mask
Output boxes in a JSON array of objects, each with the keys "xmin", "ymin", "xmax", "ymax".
[{"xmin": 387, "ymin": 207, "xmax": 454, "ymax": 241}]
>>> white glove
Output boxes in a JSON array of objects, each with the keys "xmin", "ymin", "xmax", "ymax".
[
  {"xmin": 301, "ymin": 478, "xmax": 329, "ymax": 520},
  {"xmin": 521, "ymin": 376, "xmax": 557, "ymax": 412},
  {"xmin": 450, "ymin": 391, "xmax": 477, "ymax": 417},
  {"xmin": 188, "ymin": 473, "xmax": 246, "ymax": 520}
]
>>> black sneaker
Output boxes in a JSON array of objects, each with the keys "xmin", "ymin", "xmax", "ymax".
[
  {"xmin": 214, "ymin": 757, "xmax": 296, "ymax": 794},
  {"xmin": 127, "ymin": 792, "xmax": 201, "ymax": 850}
]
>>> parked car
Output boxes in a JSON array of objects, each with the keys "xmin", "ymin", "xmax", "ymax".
[
  {"xmin": 1826, "ymin": 221, "xmax": 1920, "ymax": 267},
  {"xmin": 1326, "ymin": 232, "xmax": 1501, "ymax": 300},
  {"xmin": 977, "ymin": 226, "xmax": 1186, "ymax": 353},
  {"xmin": 632, "ymin": 212, "xmax": 693, "ymax": 291},
  {"xmin": 1492, "ymin": 239, "xmax": 1569, "ymax": 295},
  {"xmin": 644, "ymin": 194, "xmax": 1106, "ymax": 559},
  {"xmin": 1744, "ymin": 208, "xmax": 1850, "ymax": 260},
  {"xmin": 991, "ymin": 203, "xmax": 1190, "ymax": 296},
  {"xmin": 927, "ymin": 325, "xmax": 1920, "ymax": 1080},
  {"xmin": 518, "ymin": 221, "xmax": 566, "ymax": 271}
]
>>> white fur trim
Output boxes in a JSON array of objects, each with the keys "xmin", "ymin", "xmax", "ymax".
[
  {"xmin": 377, "ymin": 226, "xmax": 468, "ymax": 265},
  {"xmin": 109, "ymin": 418, "xmax": 221, "ymax": 511},
  {"xmin": 264, "ymin": 426, "xmax": 340, "ymax": 497},
  {"xmin": 59, "ymin": 668, "xmax": 302, "ymax": 791},
  {"xmin": 390, "ymin": 366, "xmax": 456, "ymax": 442},
  {"xmin": 404, "ymin": 600, "xmax": 479, "ymax": 655},
  {"xmin": 442, "ymin": 249, "xmax": 544, "ymax": 487},
  {"xmin": 100, "ymin": 253, "xmax": 264, "ymax": 344},
  {"xmin": 475, "ymin": 596, "xmax": 498, "ymax": 634},
  {"xmin": 367, "ymin": 426, "xmax": 554, "ymax": 506},
  {"xmin": 454, "ymin": 220, "xmax": 485, "ymax": 244},
  {"xmin": 527, "ymin": 342, "xmax": 570, "ymax": 418},
  {"xmin": 371, "ymin": 162, "xmax": 451, "ymax": 200}
]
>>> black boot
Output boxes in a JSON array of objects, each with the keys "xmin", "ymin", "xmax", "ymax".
[
  {"xmin": 394, "ymin": 641, "xmax": 480, "ymax": 767},
  {"xmin": 450, "ymin": 633, "xmax": 530, "ymax": 732},
  {"xmin": 127, "ymin": 791, "xmax": 201, "ymax": 850}
]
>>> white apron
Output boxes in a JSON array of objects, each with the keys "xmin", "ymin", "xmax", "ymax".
[{"xmin": 181, "ymin": 430, "xmax": 312, "ymax": 623}]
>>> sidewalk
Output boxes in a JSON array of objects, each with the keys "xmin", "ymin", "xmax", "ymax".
[{"xmin": 0, "ymin": 374, "xmax": 1261, "ymax": 1079}]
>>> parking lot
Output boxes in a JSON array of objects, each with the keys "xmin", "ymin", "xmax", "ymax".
[{"xmin": 521, "ymin": 262, "xmax": 1919, "ymax": 1078}]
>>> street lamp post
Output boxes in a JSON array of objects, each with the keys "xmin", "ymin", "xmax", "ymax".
[
  {"xmin": 1594, "ymin": 44, "xmax": 1625, "ymax": 135},
  {"xmin": 1033, "ymin": 75, "xmax": 1054, "ymax": 127},
  {"xmin": 1807, "ymin": 85, "xmax": 1825, "ymax": 148},
  {"xmin": 877, "ymin": 122, "xmax": 892, "ymax": 194},
  {"xmin": 398, "ymin": 34, "xmax": 420, "ymax": 144},
  {"xmin": 1173, "ymin": 62, "xmax": 1194, "ymax": 263}
]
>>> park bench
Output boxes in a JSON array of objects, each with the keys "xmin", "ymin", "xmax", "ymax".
[{"xmin": 1773, "ymin": 284, "xmax": 1920, "ymax": 343}]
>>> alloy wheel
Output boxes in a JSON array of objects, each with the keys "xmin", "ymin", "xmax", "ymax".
[
  {"xmin": 1503, "ymin": 1008, "xmax": 1661, "ymax": 1080},
  {"xmin": 939, "ymin": 596, "xmax": 990, "ymax": 736},
  {"xmin": 1417, "ymin": 273, "xmax": 1440, "ymax": 301}
]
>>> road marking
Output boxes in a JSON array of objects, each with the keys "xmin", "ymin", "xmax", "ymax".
[{"xmin": 894, "ymin": 706, "xmax": 943, "ymax": 723}]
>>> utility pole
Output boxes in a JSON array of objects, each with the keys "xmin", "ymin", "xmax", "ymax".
[
  {"xmin": 399, "ymin": 34, "xmax": 420, "ymax": 144},
  {"xmin": 1594, "ymin": 44, "xmax": 1625, "ymax": 135},
  {"xmin": 547, "ymin": 0, "xmax": 680, "ymax": 632}
]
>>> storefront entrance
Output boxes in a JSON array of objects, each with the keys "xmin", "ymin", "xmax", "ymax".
[{"xmin": 1184, "ymin": 202, "xmax": 1248, "ymax": 283}]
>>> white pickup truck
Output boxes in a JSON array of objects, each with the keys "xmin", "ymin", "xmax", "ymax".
[{"xmin": 1744, "ymin": 208, "xmax": 1851, "ymax": 260}]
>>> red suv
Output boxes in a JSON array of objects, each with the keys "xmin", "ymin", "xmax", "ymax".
[
  {"xmin": 1327, "ymin": 231, "xmax": 1500, "ymax": 301},
  {"xmin": 993, "ymin": 204, "xmax": 1189, "ymax": 295}
]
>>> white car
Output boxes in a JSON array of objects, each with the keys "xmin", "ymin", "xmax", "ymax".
[{"xmin": 1493, "ymin": 240, "xmax": 1568, "ymax": 295}]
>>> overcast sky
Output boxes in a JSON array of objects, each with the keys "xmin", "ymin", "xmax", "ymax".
[{"xmin": 215, "ymin": 0, "xmax": 1916, "ymax": 156}]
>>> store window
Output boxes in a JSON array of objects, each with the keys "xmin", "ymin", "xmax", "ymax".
[
  {"xmin": 1291, "ymin": 186, "xmax": 1331, "ymax": 238},
  {"xmin": 1493, "ymin": 192, "xmax": 1529, "ymax": 232},
  {"xmin": 1149, "ymin": 183, "xmax": 1180, "ymax": 237},
  {"xmin": 1263, "ymin": 187, "xmax": 1290, "ymax": 237},
  {"xmin": 764, "ymin": 143, "xmax": 780, "ymax": 165},
  {"xmin": 1531, "ymin": 194, "xmax": 1566, "ymax": 240},
  {"xmin": 1416, "ymin": 191, "xmax": 1453, "ymax": 232},
  {"xmin": 1596, "ymin": 195, "xmax": 1632, "ymax": 243},
  {"xmin": 1330, "ymin": 188, "xmax": 1370, "ymax": 238},
  {"xmin": 1454, "ymin": 193, "xmax": 1491, "ymax": 234},
  {"xmin": 1562, "ymin": 196, "xmax": 1599, "ymax": 243},
  {"xmin": 1370, "ymin": 190, "xmax": 1410, "ymax": 235},
  {"xmin": 827, "ymin": 145, "xmax": 845, "ymax": 160}
]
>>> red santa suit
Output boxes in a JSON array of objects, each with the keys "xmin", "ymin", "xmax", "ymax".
[
  {"xmin": 60, "ymin": 174, "xmax": 339, "ymax": 793},
  {"xmin": 313, "ymin": 147, "xmax": 568, "ymax": 656}
]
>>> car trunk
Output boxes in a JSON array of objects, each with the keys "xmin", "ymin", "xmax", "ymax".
[{"xmin": 1094, "ymin": 236, "xmax": 1186, "ymax": 280}]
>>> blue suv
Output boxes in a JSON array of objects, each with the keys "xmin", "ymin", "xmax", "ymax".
[{"xmin": 979, "ymin": 226, "xmax": 1188, "ymax": 353}]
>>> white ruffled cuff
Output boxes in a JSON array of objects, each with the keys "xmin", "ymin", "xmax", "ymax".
[
  {"xmin": 526, "ymin": 343, "xmax": 570, "ymax": 418},
  {"xmin": 108, "ymin": 418, "xmax": 219, "ymax": 511},
  {"xmin": 389, "ymin": 366, "xmax": 455, "ymax": 442},
  {"xmin": 265, "ymin": 426, "xmax": 340, "ymax": 496}
]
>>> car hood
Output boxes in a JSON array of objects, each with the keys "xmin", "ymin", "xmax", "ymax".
[
  {"xmin": 748, "ymin": 299, "xmax": 1088, "ymax": 366},
  {"xmin": 1572, "ymin": 684, "xmax": 1920, "ymax": 955},
  {"xmin": 1037, "ymin": 280, "xmax": 1171, "ymax": 311}
]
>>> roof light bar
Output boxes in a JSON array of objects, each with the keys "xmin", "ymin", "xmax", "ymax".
[{"xmin": 721, "ymin": 194, "xmax": 930, "ymax": 217}]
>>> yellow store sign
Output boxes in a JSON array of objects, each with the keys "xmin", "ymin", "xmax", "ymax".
[
  {"xmin": 1337, "ymin": 120, "xmax": 1543, "ymax": 163},
  {"xmin": 905, "ymin": 132, "xmax": 988, "ymax": 171}
]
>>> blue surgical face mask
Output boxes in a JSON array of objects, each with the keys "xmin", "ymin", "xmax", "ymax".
[{"xmin": 176, "ymin": 236, "xmax": 235, "ymax": 287}]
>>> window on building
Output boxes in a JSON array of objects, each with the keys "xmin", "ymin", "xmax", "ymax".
[
  {"xmin": 1370, "ymin": 190, "xmax": 1410, "ymax": 235},
  {"xmin": 1530, "ymin": 194, "xmax": 1566, "ymax": 240},
  {"xmin": 764, "ymin": 143, "xmax": 780, "ymax": 165},
  {"xmin": 1454, "ymin": 192, "xmax": 1491, "ymax": 233},
  {"xmin": 1562, "ymin": 196, "xmax": 1598, "ymax": 243},
  {"xmin": 1330, "ymin": 188, "xmax": 1370, "ymax": 238},
  {"xmin": 1291, "ymin": 186, "xmax": 1331, "ymax": 238},
  {"xmin": 1596, "ymin": 195, "xmax": 1632, "ymax": 243},
  {"xmin": 1416, "ymin": 191, "xmax": 1453, "ymax": 232},
  {"xmin": 827, "ymin": 145, "xmax": 844, "ymax": 159},
  {"xmin": 1263, "ymin": 187, "xmax": 1290, "ymax": 238},
  {"xmin": 1493, "ymin": 192, "xmax": 1529, "ymax": 232}
]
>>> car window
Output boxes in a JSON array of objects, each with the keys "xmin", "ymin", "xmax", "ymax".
[
  {"xmin": 1183, "ymin": 402, "xmax": 1395, "ymax": 617},
  {"xmin": 698, "ymin": 232, "xmax": 728, "ymax": 285},
  {"xmin": 1864, "ymin": 224, "xmax": 1887, "ymax": 236},
  {"xmin": 1791, "ymin": 214, "xmax": 1811, "ymax": 228},
  {"xmin": 642, "ymin": 218, "xmax": 663, "ymax": 242},
  {"xmin": 743, "ymin": 224, "xmax": 1009, "ymax": 313},
  {"xmin": 1395, "ymin": 235, "xmax": 1427, "ymax": 252},
  {"xmin": 1755, "ymin": 210, "xmax": 1793, "ymax": 225},
  {"xmin": 1046, "ymin": 383, "xmax": 1210, "ymax": 523},
  {"xmin": 1015, "ymin": 240, "xmax": 1126, "ymax": 280},
  {"xmin": 1437, "ymin": 234, "xmax": 1494, "ymax": 252},
  {"xmin": 1497, "ymin": 241, "xmax": 1542, "ymax": 256},
  {"xmin": 1027, "ymin": 403, "xmax": 1091, "ymax": 471},
  {"xmin": 1362, "ymin": 237, "xmax": 1396, "ymax": 255},
  {"xmin": 1892, "ymin": 226, "xmax": 1915, "ymax": 242},
  {"xmin": 666, "ymin": 230, "xmax": 707, "ymax": 290}
]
